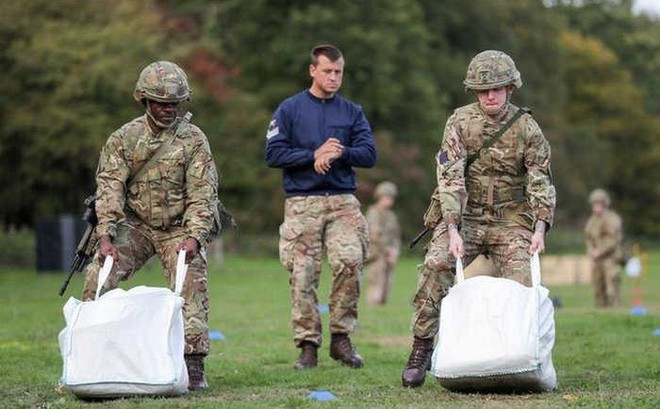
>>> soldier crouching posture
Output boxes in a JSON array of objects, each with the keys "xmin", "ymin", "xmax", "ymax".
[
  {"xmin": 266, "ymin": 45, "xmax": 376, "ymax": 370},
  {"xmin": 82, "ymin": 61, "xmax": 220, "ymax": 390},
  {"xmin": 401, "ymin": 50, "xmax": 557, "ymax": 388}
]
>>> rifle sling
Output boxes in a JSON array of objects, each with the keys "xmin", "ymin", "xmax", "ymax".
[
  {"xmin": 465, "ymin": 107, "xmax": 531, "ymax": 168},
  {"xmin": 126, "ymin": 112, "xmax": 192, "ymax": 188}
]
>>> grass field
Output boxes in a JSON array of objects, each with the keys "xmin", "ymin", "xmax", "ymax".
[{"xmin": 1, "ymin": 253, "xmax": 658, "ymax": 408}]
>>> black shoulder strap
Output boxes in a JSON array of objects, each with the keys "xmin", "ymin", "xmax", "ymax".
[{"xmin": 466, "ymin": 107, "xmax": 531, "ymax": 168}]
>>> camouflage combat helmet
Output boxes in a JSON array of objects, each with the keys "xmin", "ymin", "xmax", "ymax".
[
  {"xmin": 133, "ymin": 61, "xmax": 191, "ymax": 103},
  {"xmin": 375, "ymin": 181, "xmax": 397, "ymax": 198},
  {"xmin": 589, "ymin": 189, "xmax": 611, "ymax": 207},
  {"xmin": 464, "ymin": 50, "xmax": 522, "ymax": 91}
]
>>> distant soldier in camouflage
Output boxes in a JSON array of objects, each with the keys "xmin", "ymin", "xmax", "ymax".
[
  {"xmin": 584, "ymin": 189, "xmax": 623, "ymax": 307},
  {"xmin": 401, "ymin": 50, "xmax": 556, "ymax": 388},
  {"xmin": 365, "ymin": 181, "xmax": 401, "ymax": 306},
  {"xmin": 81, "ymin": 61, "xmax": 219, "ymax": 390},
  {"xmin": 266, "ymin": 45, "xmax": 376, "ymax": 370}
]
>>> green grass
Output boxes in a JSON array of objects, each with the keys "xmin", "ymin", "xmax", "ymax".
[{"xmin": 1, "ymin": 253, "xmax": 658, "ymax": 408}]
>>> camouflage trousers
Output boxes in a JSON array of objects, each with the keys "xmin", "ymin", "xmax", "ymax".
[
  {"xmin": 82, "ymin": 213, "xmax": 210, "ymax": 355},
  {"xmin": 591, "ymin": 257, "xmax": 621, "ymax": 307},
  {"xmin": 412, "ymin": 217, "xmax": 533, "ymax": 339},
  {"xmin": 366, "ymin": 254, "xmax": 395, "ymax": 306},
  {"xmin": 279, "ymin": 194, "xmax": 368, "ymax": 347}
]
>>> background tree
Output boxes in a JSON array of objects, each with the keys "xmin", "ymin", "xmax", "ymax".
[{"xmin": 1, "ymin": 0, "xmax": 658, "ymax": 244}]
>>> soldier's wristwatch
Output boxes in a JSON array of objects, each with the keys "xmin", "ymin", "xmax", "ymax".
[{"xmin": 447, "ymin": 223, "xmax": 458, "ymax": 232}]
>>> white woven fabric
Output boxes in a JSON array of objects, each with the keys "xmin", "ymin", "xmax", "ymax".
[
  {"xmin": 58, "ymin": 251, "xmax": 189, "ymax": 398},
  {"xmin": 431, "ymin": 253, "xmax": 557, "ymax": 392}
]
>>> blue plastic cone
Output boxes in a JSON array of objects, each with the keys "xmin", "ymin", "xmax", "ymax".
[
  {"xmin": 209, "ymin": 330, "xmax": 226, "ymax": 341},
  {"xmin": 307, "ymin": 390, "xmax": 337, "ymax": 401}
]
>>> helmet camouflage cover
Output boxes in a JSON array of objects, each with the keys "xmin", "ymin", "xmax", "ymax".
[
  {"xmin": 589, "ymin": 188, "xmax": 611, "ymax": 207},
  {"xmin": 133, "ymin": 61, "xmax": 191, "ymax": 103},
  {"xmin": 463, "ymin": 50, "xmax": 523, "ymax": 91},
  {"xmin": 375, "ymin": 181, "xmax": 397, "ymax": 198}
]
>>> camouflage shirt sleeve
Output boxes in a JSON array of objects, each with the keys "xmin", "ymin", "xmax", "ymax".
[
  {"xmin": 436, "ymin": 112, "xmax": 468, "ymax": 226},
  {"xmin": 523, "ymin": 118, "xmax": 556, "ymax": 228},
  {"xmin": 95, "ymin": 130, "xmax": 130, "ymax": 238},
  {"xmin": 183, "ymin": 130, "xmax": 219, "ymax": 245}
]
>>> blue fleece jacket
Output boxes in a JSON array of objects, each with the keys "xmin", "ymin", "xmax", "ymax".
[{"xmin": 266, "ymin": 90, "xmax": 376, "ymax": 197}]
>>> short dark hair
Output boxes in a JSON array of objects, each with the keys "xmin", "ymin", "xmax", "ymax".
[{"xmin": 310, "ymin": 44, "xmax": 343, "ymax": 65}]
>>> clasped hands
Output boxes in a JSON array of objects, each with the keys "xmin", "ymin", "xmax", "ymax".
[{"xmin": 313, "ymin": 138, "xmax": 344, "ymax": 175}]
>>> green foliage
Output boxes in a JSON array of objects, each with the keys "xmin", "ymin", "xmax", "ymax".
[
  {"xmin": 0, "ymin": 0, "xmax": 658, "ymax": 240},
  {"xmin": 0, "ymin": 227, "xmax": 35, "ymax": 268},
  {"xmin": 1, "ymin": 254, "xmax": 659, "ymax": 407}
]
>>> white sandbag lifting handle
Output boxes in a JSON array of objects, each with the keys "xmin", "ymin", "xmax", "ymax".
[
  {"xmin": 455, "ymin": 251, "xmax": 542, "ymax": 287},
  {"xmin": 95, "ymin": 256, "xmax": 114, "ymax": 300},
  {"xmin": 530, "ymin": 251, "xmax": 541, "ymax": 287},
  {"xmin": 93, "ymin": 250, "xmax": 188, "ymax": 299},
  {"xmin": 174, "ymin": 250, "xmax": 188, "ymax": 295}
]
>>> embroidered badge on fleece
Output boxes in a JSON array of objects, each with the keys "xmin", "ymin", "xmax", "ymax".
[{"xmin": 266, "ymin": 119, "xmax": 279, "ymax": 139}]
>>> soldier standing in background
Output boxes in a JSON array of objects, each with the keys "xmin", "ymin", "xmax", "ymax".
[
  {"xmin": 365, "ymin": 181, "xmax": 401, "ymax": 306},
  {"xmin": 81, "ymin": 61, "xmax": 220, "ymax": 390},
  {"xmin": 266, "ymin": 44, "xmax": 376, "ymax": 370},
  {"xmin": 584, "ymin": 189, "xmax": 623, "ymax": 307},
  {"xmin": 401, "ymin": 50, "xmax": 556, "ymax": 388}
]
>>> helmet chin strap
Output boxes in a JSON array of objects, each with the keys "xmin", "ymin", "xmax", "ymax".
[{"xmin": 146, "ymin": 100, "xmax": 176, "ymax": 129}]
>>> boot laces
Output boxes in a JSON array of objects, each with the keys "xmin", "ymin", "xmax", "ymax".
[{"xmin": 407, "ymin": 339, "xmax": 433, "ymax": 369}]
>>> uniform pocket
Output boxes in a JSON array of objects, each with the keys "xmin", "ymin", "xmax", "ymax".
[{"xmin": 279, "ymin": 221, "xmax": 303, "ymax": 271}]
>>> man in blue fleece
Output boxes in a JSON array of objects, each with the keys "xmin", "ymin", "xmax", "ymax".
[{"xmin": 266, "ymin": 44, "xmax": 376, "ymax": 370}]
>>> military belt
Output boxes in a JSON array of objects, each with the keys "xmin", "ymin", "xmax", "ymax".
[{"xmin": 468, "ymin": 184, "xmax": 524, "ymax": 206}]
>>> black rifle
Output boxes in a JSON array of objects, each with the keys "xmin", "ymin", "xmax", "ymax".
[
  {"xmin": 409, "ymin": 227, "xmax": 431, "ymax": 249},
  {"xmin": 58, "ymin": 195, "xmax": 98, "ymax": 296}
]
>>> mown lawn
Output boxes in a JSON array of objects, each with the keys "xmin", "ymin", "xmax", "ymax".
[{"xmin": 1, "ymin": 252, "xmax": 658, "ymax": 408}]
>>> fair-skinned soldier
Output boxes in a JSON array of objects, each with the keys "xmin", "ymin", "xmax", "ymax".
[
  {"xmin": 401, "ymin": 50, "xmax": 556, "ymax": 388},
  {"xmin": 585, "ymin": 189, "xmax": 623, "ymax": 307},
  {"xmin": 365, "ymin": 181, "xmax": 401, "ymax": 306},
  {"xmin": 266, "ymin": 44, "xmax": 376, "ymax": 370},
  {"xmin": 82, "ymin": 61, "xmax": 219, "ymax": 390}
]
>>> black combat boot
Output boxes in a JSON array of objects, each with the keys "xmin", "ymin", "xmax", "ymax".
[
  {"xmin": 329, "ymin": 333, "xmax": 363, "ymax": 368},
  {"xmin": 401, "ymin": 337, "xmax": 434, "ymax": 388},
  {"xmin": 294, "ymin": 341, "xmax": 318, "ymax": 370},
  {"xmin": 184, "ymin": 354, "xmax": 208, "ymax": 390}
]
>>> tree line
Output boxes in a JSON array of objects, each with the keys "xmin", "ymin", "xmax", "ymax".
[{"xmin": 1, "ymin": 0, "xmax": 658, "ymax": 240}]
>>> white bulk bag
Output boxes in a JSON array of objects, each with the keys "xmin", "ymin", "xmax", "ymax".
[
  {"xmin": 431, "ymin": 253, "xmax": 557, "ymax": 392},
  {"xmin": 58, "ymin": 251, "xmax": 190, "ymax": 398}
]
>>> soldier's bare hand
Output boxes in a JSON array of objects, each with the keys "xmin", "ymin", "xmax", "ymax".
[
  {"xmin": 448, "ymin": 229, "xmax": 464, "ymax": 258},
  {"xmin": 529, "ymin": 231, "xmax": 545, "ymax": 254},
  {"xmin": 98, "ymin": 235, "xmax": 119, "ymax": 262},
  {"xmin": 314, "ymin": 138, "xmax": 344, "ymax": 160},
  {"xmin": 178, "ymin": 237, "xmax": 199, "ymax": 263},
  {"xmin": 529, "ymin": 221, "xmax": 546, "ymax": 254},
  {"xmin": 314, "ymin": 151, "xmax": 341, "ymax": 175}
]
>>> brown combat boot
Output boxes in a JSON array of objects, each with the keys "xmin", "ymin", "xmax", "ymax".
[
  {"xmin": 184, "ymin": 354, "xmax": 208, "ymax": 391},
  {"xmin": 329, "ymin": 333, "xmax": 363, "ymax": 368},
  {"xmin": 294, "ymin": 341, "xmax": 318, "ymax": 370},
  {"xmin": 401, "ymin": 337, "xmax": 434, "ymax": 388}
]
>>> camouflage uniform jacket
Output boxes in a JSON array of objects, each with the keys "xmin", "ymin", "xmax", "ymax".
[
  {"xmin": 94, "ymin": 115, "xmax": 219, "ymax": 245},
  {"xmin": 436, "ymin": 102, "xmax": 556, "ymax": 229},
  {"xmin": 366, "ymin": 205, "xmax": 401, "ymax": 257},
  {"xmin": 584, "ymin": 209, "xmax": 623, "ymax": 261}
]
